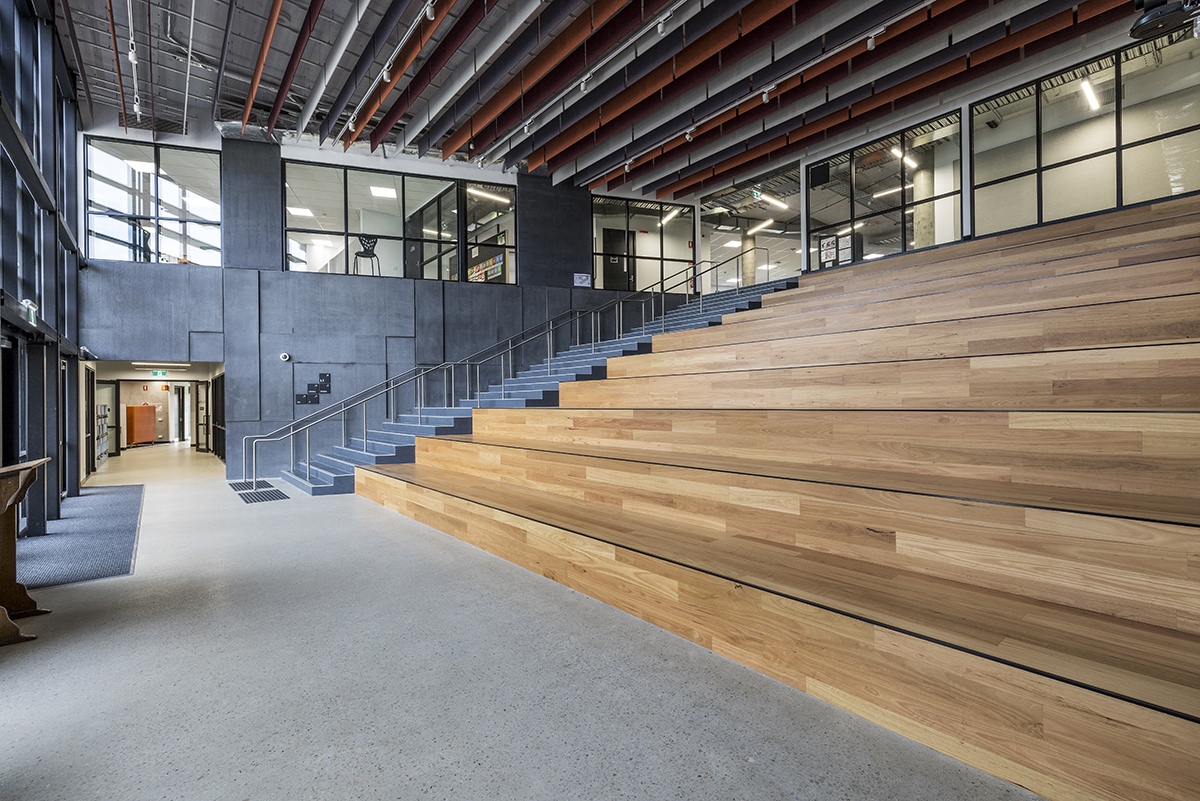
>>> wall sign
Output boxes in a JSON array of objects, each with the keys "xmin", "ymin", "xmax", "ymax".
[{"xmin": 574, "ymin": 273, "xmax": 592, "ymax": 287}]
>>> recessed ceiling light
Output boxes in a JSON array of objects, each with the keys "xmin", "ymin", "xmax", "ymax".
[
  {"xmin": 723, "ymin": 241, "xmax": 742, "ymax": 247},
  {"xmin": 313, "ymin": 239, "xmax": 334, "ymax": 246},
  {"xmin": 124, "ymin": 160, "xmax": 156, "ymax": 173},
  {"xmin": 288, "ymin": 207, "xmax": 314, "ymax": 217},
  {"xmin": 370, "ymin": 185, "xmax": 397, "ymax": 198}
]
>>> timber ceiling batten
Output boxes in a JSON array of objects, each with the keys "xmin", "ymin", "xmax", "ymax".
[
  {"xmin": 414, "ymin": 0, "xmax": 590, "ymax": 155},
  {"xmin": 588, "ymin": 0, "xmax": 952, "ymax": 192},
  {"xmin": 367, "ymin": 0, "xmax": 508, "ymax": 150},
  {"xmin": 669, "ymin": 0, "xmax": 1130, "ymax": 200},
  {"xmin": 317, "ymin": 0, "xmax": 415, "ymax": 144},
  {"xmin": 338, "ymin": 0, "xmax": 456, "ymax": 149},
  {"xmin": 241, "ymin": 0, "xmax": 285, "ymax": 132},
  {"xmin": 267, "ymin": 0, "xmax": 326, "ymax": 135}
]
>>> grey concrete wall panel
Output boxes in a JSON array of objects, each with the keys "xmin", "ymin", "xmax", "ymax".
[
  {"xmin": 222, "ymin": 268, "xmax": 261, "ymax": 424},
  {"xmin": 442, "ymin": 281, "xmax": 525, "ymax": 362},
  {"xmin": 414, "ymin": 280, "xmax": 445, "ymax": 365},
  {"xmin": 189, "ymin": 332, "xmax": 224, "ymax": 362},
  {"xmin": 221, "ymin": 139, "xmax": 283, "ymax": 271},
  {"xmin": 79, "ymin": 261, "xmax": 192, "ymax": 361},
  {"xmin": 188, "ymin": 266, "xmax": 224, "ymax": 332},
  {"xmin": 259, "ymin": 271, "xmax": 416, "ymax": 338},
  {"xmin": 515, "ymin": 173, "xmax": 592, "ymax": 288}
]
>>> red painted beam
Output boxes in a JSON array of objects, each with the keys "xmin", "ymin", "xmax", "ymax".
[
  {"xmin": 242, "ymin": 0, "xmax": 285, "ymax": 132},
  {"xmin": 267, "ymin": 0, "xmax": 327, "ymax": 136}
]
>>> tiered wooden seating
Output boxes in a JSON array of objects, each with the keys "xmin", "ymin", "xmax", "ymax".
[{"xmin": 358, "ymin": 197, "xmax": 1200, "ymax": 801}]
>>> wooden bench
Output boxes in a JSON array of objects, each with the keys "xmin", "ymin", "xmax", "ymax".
[
  {"xmin": 659, "ymin": 248, "xmax": 1200, "ymax": 352},
  {"xmin": 610, "ymin": 293, "xmax": 1200, "ymax": 378},
  {"xmin": 466, "ymin": 408, "xmax": 1200, "ymax": 526},
  {"xmin": 359, "ymin": 459, "xmax": 1200, "ymax": 801}
]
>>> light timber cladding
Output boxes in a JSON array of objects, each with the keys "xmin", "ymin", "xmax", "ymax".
[
  {"xmin": 357, "ymin": 467, "xmax": 1200, "ymax": 801},
  {"xmin": 358, "ymin": 196, "xmax": 1200, "ymax": 801}
]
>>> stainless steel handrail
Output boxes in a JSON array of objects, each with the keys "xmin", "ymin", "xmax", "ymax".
[{"xmin": 238, "ymin": 247, "xmax": 771, "ymax": 489}]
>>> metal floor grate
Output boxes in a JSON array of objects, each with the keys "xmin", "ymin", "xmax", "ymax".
[
  {"xmin": 238, "ymin": 488, "xmax": 290, "ymax": 504},
  {"xmin": 230, "ymin": 480, "xmax": 275, "ymax": 492}
]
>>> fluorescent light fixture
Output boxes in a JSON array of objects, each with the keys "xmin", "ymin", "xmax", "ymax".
[
  {"xmin": 723, "ymin": 241, "xmax": 742, "ymax": 248},
  {"xmin": 890, "ymin": 147, "xmax": 918, "ymax": 169},
  {"xmin": 658, "ymin": 208, "xmax": 682, "ymax": 227},
  {"xmin": 760, "ymin": 193, "xmax": 788, "ymax": 209},
  {"xmin": 872, "ymin": 184, "xmax": 914, "ymax": 198},
  {"xmin": 131, "ymin": 362, "xmax": 191, "ymax": 368},
  {"xmin": 746, "ymin": 219, "xmax": 774, "ymax": 235},
  {"xmin": 1080, "ymin": 79, "xmax": 1100, "ymax": 111},
  {"xmin": 124, "ymin": 160, "xmax": 156, "ymax": 173},
  {"xmin": 863, "ymin": 253, "xmax": 884, "ymax": 260},
  {"xmin": 466, "ymin": 187, "xmax": 511, "ymax": 204},
  {"xmin": 370, "ymin": 185, "xmax": 397, "ymax": 198},
  {"xmin": 836, "ymin": 222, "xmax": 865, "ymax": 235},
  {"xmin": 725, "ymin": 278, "xmax": 740, "ymax": 284},
  {"xmin": 313, "ymin": 239, "xmax": 335, "ymax": 247},
  {"xmin": 905, "ymin": 208, "xmax": 915, "ymax": 214},
  {"xmin": 288, "ymin": 207, "xmax": 314, "ymax": 217}
]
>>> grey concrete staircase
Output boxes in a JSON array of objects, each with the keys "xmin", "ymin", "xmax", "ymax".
[{"xmin": 280, "ymin": 278, "xmax": 798, "ymax": 494}]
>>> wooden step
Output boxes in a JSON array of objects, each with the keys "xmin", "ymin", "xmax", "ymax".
[
  {"xmin": 357, "ymin": 463, "xmax": 1200, "ymax": 801},
  {"xmin": 467, "ymin": 408, "xmax": 1200, "ymax": 525},
  {"xmin": 657, "ymin": 250, "xmax": 1200, "ymax": 353},
  {"xmin": 561, "ymin": 342, "xmax": 1200, "ymax": 411},
  {"xmin": 611, "ymin": 294, "xmax": 1200, "ymax": 379},
  {"xmin": 740, "ymin": 238, "xmax": 1198, "ymax": 324},
  {"xmin": 412, "ymin": 433, "xmax": 1200, "ymax": 631},
  {"xmin": 763, "ymin": 195, "xmax": 1200, "ymax": 305}
]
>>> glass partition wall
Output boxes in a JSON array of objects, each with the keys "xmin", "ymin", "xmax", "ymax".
[
  {"xmin": 973, "ymin": 28, "xmax": 1200, "ymax": 235},
  {"xmin": 285, "ymin": 164, "xmax": 514, "ymax": 283},
  {"xmin": 807, "ymin": 114, "xmax": 961, "ymax": 270},
  {"xmin": 85, "ymin": 139, "xmax": 221, "ymax": 265},
  {"xmin": 591, "ymin": 199, "xmax": 695, "ymax": 291}
]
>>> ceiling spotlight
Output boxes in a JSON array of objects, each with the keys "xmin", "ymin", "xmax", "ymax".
[
  {"xmin": 867, "ymin": 35, "xmax": 875, "ymax": 51},
  {"xmin": 127, "ymin": 46, "xmax": 138, "ymax": 65},
  {"xmin": 523, "ymin": 122, "xmax": 531, "ymax": 135},
  {"xmin": 657, "ymin": 20, "xmax": 665, "ymax": 34},
  {"xmin": 624, "ymin": 160, "xmax": 633, "ymax": 173},
  {"xmin": 760, "ymin": 84, "xmax": 776, "ymax": 104},
  {"xmin": 581, "ymin": 72, "xmax": 592, "ymax": 92},
  {"xmin": 424, "ymin": 2, "xmax": 435, "ymax": 20},
  {"xmin": 684, "ymin": 127, "xmax": 697, "ymax": 142}
]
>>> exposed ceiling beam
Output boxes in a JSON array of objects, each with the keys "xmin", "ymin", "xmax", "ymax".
[
  {"xmin": 267, "ymin": 0, "xmax": 326, "ymax": 135},
  {"xmin": 241, "ymin": 0, "xmax": 285, "ymax": 132},
  {"xmin": 103, "ymin": 0, "xmax": 128, "ymax": 130},
  {"xmin": 295, "ymin": 0, "xmax": 377, "ymax": 136},
  {"xmin": 212, "ymin": 0, "xmax": 238, "ymax": 122},
  {"xmin": 436, "ymin": 0, "xmax": 632, "ymax": 158},
  {"xmin": 57, "ymin": 0, "xmax": 93, "ymax": 121},
  {"xmin": 415, "ymin": 0, "xmax": 589, "ymax": 154},
  {"xmin": 365, "ymin": 0, "xmax": 500, "ymax": 150},
  {"xmin": 317, "ymin": 0, "xmax": 416, "ymax": 144},
  {"xmin": 336, "ymin": 0, "xmax": 456, "ymax": 149}
]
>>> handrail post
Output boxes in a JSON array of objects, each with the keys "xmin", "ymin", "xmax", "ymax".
[
  {"xmin": 305, "ymin": 429, "xmax": 310, "ymax": 483},
  {"xmin": 417, "ymin": 373, "xmax": 423, "ymax": 424},
  {"xmin": 251, "ymin": 441, "xmax": 257, "ymax": 490}
]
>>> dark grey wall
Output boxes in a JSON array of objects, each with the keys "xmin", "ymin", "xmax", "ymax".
[
  {"xmin": 516, "ymin": 172, "xmax": 592, "ymax": 288},
  {"xmin": 79, "ymin": 262, "xmax": 224, "ymax": 361},
  {"xmin": 221, "ymin": 139, "xmax": 283, "ymax": 271}
]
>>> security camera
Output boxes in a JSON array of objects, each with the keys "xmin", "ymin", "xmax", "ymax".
[
  {"xmin": 280, "ymin": 353, "xmax": 291, "ymax": 362},
  {"xmin": 1129, "ymin": 0, "xmax": 1200, "ymax": 39}
]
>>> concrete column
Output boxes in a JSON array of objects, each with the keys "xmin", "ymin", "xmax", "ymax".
[
  {"xmin": 912, "ymin": 152, "xmax": 936, "ymax": 250},
  {"xmin": 740, "ymin": 234, "xmax": 757, "ymax": 287}
]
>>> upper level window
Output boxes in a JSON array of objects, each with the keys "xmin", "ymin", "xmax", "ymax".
[
  {"xmin": 85, "ymin": 138, "xmax": 221, "ymax": 265},
  {"xmin": 807, "ymin": 113, "xmax": 962, "ymax": 269},
  {"xmin": 972, "ymin": 29, "xmax": 1200, "ymax": 236},
  {"xmin": 283, "ymin": 164, "xmax": 517, "ymax": 283},
  {"xmin": 591, "ymin": 198, "xmax": 695, "ymax": 292}
]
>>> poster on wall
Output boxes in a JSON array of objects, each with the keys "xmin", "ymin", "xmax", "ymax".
[
  {"xmin": 467, "ymin": 232, "xmax": 507, "ymax": 283},
  {"xmin": 819, "ymin": 235, "xmax": 838, "ymax": 266}
]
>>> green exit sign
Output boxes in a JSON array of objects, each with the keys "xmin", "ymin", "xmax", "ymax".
[{"xmin": 151, "ymin": 370, "xmax": 168, "ymax": 377}]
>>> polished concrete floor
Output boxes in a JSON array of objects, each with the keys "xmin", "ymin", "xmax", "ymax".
[{"xmin": 1, "ymin": 443, "xmax": 1042, "ymax": 800}]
